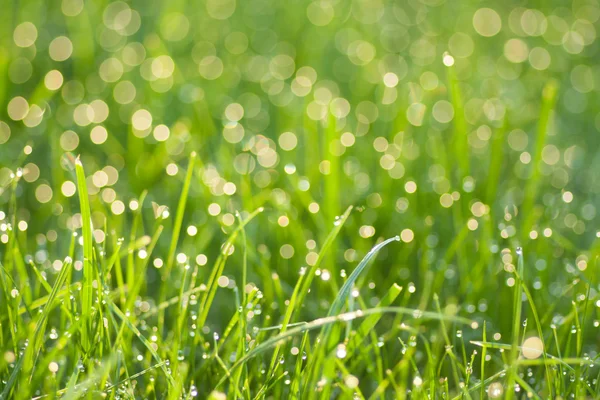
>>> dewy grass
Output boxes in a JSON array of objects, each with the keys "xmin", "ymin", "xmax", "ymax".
[
  {"xmin": 74, "ymin": 157, "xmax": 96, "ymax": 357},
  {"xmin": 3, "ymin": 165, "xmax": 597, "ymax": 399},
  {"xmin": 506, "ymin": 247, "xmax": 525, "ymax": 400},
  {"xmin": 3, "ymin": 1, "xmax": 600, "ymax": 398}
]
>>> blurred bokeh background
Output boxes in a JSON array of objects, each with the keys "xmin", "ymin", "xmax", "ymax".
[{"xmin": 1, "ymin": 0, "xmax": 599, "ymax": 335}]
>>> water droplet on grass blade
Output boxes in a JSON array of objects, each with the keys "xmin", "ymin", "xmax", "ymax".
[{"xmin": 336, "ymin": 344, "xmax": 347, "ymax": 359}]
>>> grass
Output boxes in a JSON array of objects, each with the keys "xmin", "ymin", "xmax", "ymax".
[{"xmin": 2, "ymin": 0, "xmax": 600, "ymax": 399}]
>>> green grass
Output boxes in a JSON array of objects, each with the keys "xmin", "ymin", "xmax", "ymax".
[{"xmin": 2, "ymin": 0, "xmax": 600, "ymax": 398}]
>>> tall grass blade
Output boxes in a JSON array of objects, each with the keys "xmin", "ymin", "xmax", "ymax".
[
  {"xmin": 506, "ymin": 247, "xmax": 524, "ymax": 400},
  {"xmin": 165, "ymin": 151, "xmax": 197, "ymax": 276},
  {"xmin": 75, "ymin": 157, "xmax": 95, "ymax": 354}
]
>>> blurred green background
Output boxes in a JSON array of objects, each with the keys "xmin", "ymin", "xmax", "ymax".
[{"xmin": 1, "ymin": 0, "xmax": 600, "ymax": 374}]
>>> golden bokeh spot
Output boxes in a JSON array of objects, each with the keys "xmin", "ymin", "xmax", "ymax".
[
  {"xmin": 44, "ymin": 70, "xmax": 64, "ymax": 91},
  {"xmin": 7, "ymin": 97, "xmax": 29, "ymax": 121},
  {"xmin": 49, "ymin": 36, "xmax": 73, "ymax": 61},
  {"xmin": 13, "ymin": 22, "xmax": 38, "ymax": 48}
]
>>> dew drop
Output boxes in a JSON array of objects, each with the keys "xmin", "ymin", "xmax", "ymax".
[{"xmin": 336, "ymin": 344, "xmax": 347, "ymax": 359}]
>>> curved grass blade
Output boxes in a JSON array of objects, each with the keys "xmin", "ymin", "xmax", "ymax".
[
  {"xmin": 327, "ymin": 236, "xmax": 400, "ymax": 317},
  {"xmin": 104, "ymin": 361, "xmax": 167, "ymax": 391},
  {"xmin": 216, "ymin": 306, "xmax": 472, "ymax": 388},
  {"xmin": 470, "ymin": 340, "xmax": 591, "ymax": 372},
  {"xmin": 304, "ymin": 236, "xmax": 401, "ymax": 398}
]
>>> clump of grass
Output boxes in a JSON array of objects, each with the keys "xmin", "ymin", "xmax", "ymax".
[{"xmin": 1, "ymin": 156, "xmax": 597, "ymax": 399}]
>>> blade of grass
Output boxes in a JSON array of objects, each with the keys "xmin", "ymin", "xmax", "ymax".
[
  {"xmin": 124, "ymin": 225, "xmax": 164, "ymax": 311},
  {"xmin": 126, "ymin": 190, "xmax": 147, "ymax": 293},
  {"xmin": 75, "ymin": 157, "xmax": 95, "ymax": 355},
  {"xmin": 164, "ymin": 151, "xmax": 197, "ymax": 277},
  {"xmin": 216, "ymin": 306, "xmax": 472, "ymax": 388},
  {"xmin": 304, "ymin": 236, "xmax": 401, "ymax": 399},
  {"xmin": 347, "ymin": 283, "xmax": 402, "ymax": 354},
  {"xmin": 0, "ymin": 258, "xmax": 72, "ymax": 399},
  {"xmin": 266, "ymin": 205, "xmax": 353, "ymax": 378},
  {"xmin": 519, "ymin": 269, "xmax": 553, "ymax": 395},
  {"xmin": 158, "ymin": 151, "xmax": 196, "ymax": 328},
  {"xmin": 195, "ymin": 206, "xmax": 264, "ymax": 334},
  {"xmin": 506, "ymin": 247, "xmax": 524, "ymax": 400},
  {"xmin": 106, "ymin": 298, "xmax": 175, "ymax": 387},
  {"xmin": 480, "ymin": 321, "xmax": 487, "ymax": 400},
  {"xmin": 233, "ymin": 212, "xmax": 251, "ymax": 398},
  {"xmin": 327, "ymin": 236, "xmax": 400, "ymax": 318}
]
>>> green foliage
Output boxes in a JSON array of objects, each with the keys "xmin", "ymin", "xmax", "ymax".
[{"xmin": 1, "ymin": 0, "xmax": 600, "ymax": 398}]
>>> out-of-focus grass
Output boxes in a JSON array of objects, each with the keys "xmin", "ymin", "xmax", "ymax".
[{"xmin": 1, "ymin": 0, "xmax": 600, "ymax": 398}]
